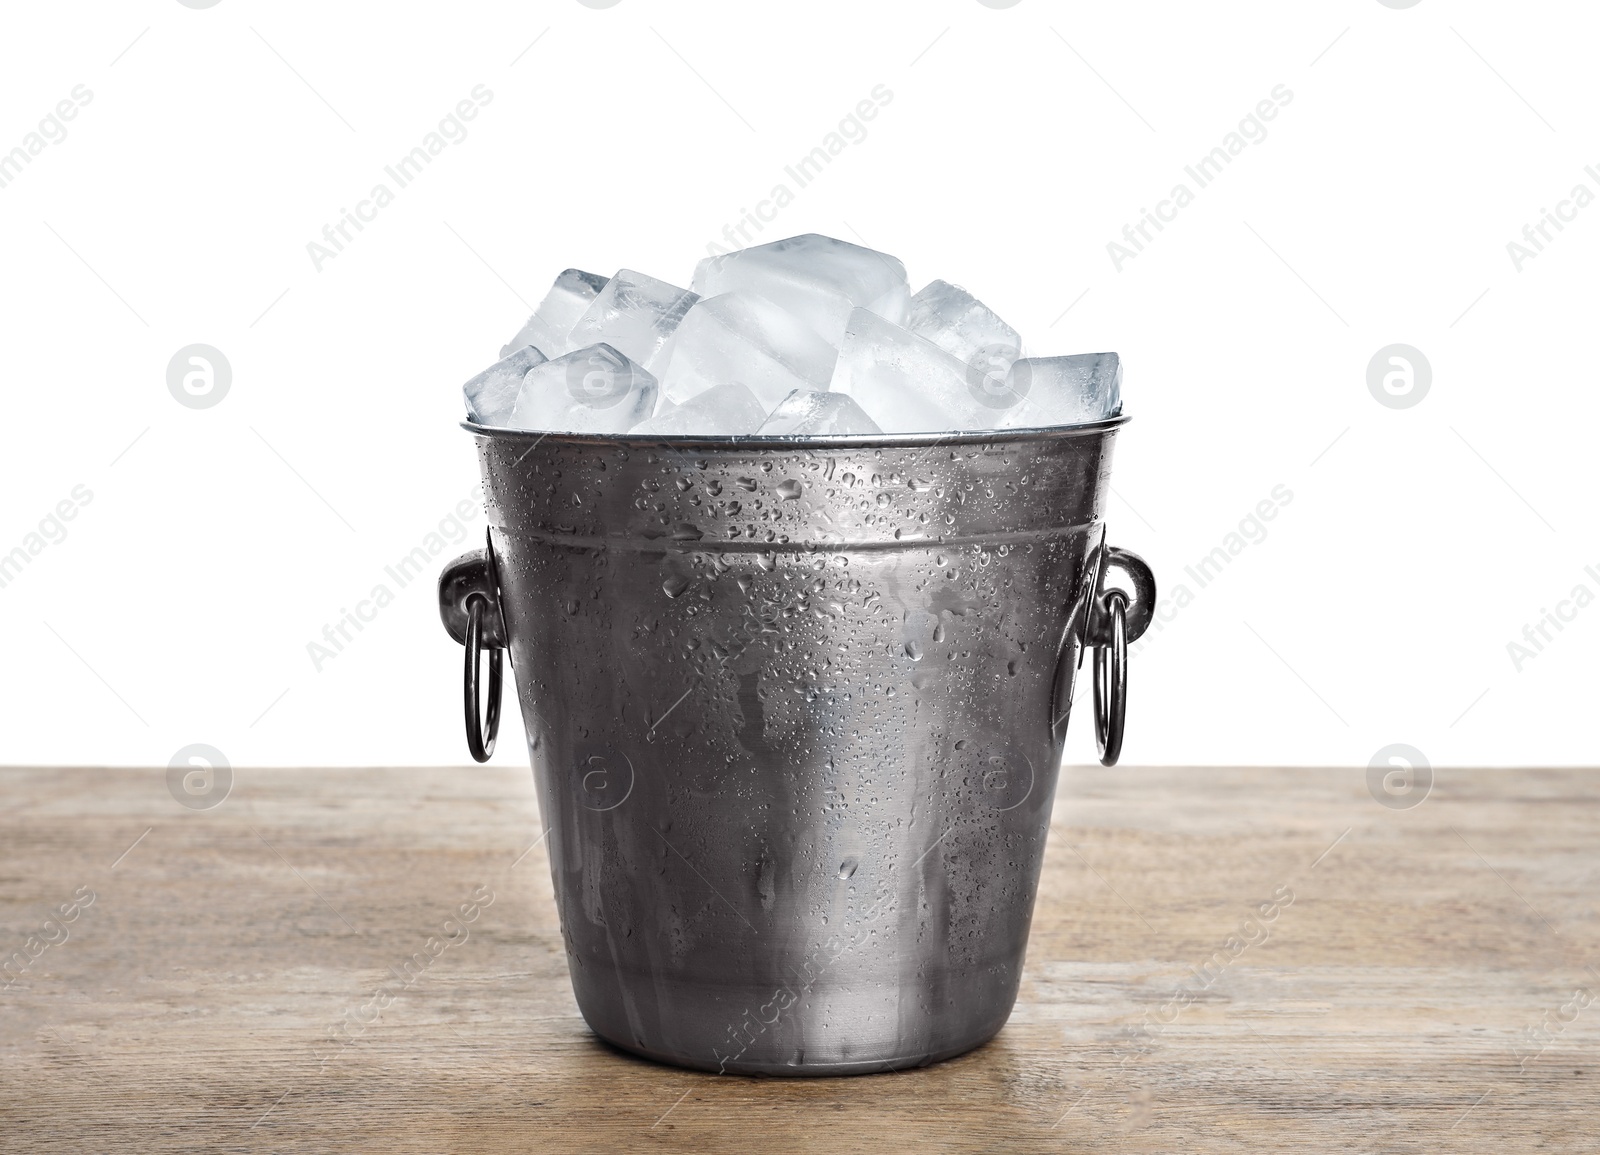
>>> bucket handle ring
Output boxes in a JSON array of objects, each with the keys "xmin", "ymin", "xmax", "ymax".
[
  {"xmin": 1077, "ymin": 542, "xmax": 1154, "ymax": 767},
  {"xmin": 439, "ymin": 534, "xmax": 509, "ymax": 763},
  {"xmin": 1092, "ymin": 590, "xmax": 1128, "ymax": 766},
  {"xmin": 463, "ymin": 596, "xmax": 503, "ymax": 762}
]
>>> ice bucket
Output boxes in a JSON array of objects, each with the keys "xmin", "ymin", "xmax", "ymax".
[{"xmin": 438, "ymin": 419, "xmax": 1154, "ymax": 1075}]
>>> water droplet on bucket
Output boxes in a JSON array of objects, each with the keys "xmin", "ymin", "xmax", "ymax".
[
  {"xmin": 838, "ymin": 857, "xmax": 858, "ymax": 879},
  {"xmin": 904, "ymin": 641, "xmax": 922, "ymax": 661},
  {"xmin": 775, "ymin": 479, "xmax": 803, "ymax": 500},
  {"xmin": 662, "ymin": 576, "xmax": 690, "ymax": 598}
]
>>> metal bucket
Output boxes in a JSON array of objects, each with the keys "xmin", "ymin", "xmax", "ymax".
[{"xmin": 438, "ymin": 419, "xmax": 1154, "ymax": 1076}]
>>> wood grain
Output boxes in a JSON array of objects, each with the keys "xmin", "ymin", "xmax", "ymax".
[{"xmin": 1, "ymin": 765, "xmax": 1595, "ymax": 1153}]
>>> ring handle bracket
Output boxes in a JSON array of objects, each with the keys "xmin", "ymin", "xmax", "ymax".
[
  {"xmin": 439, "ymin": 533, "xmax": 508, "ymax": 648},
  {"xmin": 1056, "ymin": 538, "xmax": 1154, "ymax": 766},
  {"xmin": 1086, "ymin": 546, "xmax": 1155, "ymax": 648}
]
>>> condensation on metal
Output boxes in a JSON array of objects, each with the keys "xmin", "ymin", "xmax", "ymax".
[{"xmin": 441, "ymin": 418, "xmax": 1153, "ymax": 1076}]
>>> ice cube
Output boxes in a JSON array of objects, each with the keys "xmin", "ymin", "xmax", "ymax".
[
  {"xmin": 757, "ymin": 390, "xmax": 881, "ymax": 437},
  {"xmin": 829, "ymin": 309, "xmax": 1003, "ymax": 433},
  {"xmin": 463, "ymin": 344, "xmax": 548, "ymax": 426},
  {"xmin": 508, "ymin": 344, "xmax": 658, "ymax": 434},
  {"xmin": 691, "ymin": 234, "xmax": 910, "ymax": 346},
  {"xmin": 565, "ymin": 270, "xmax": 698, "ymax": 377},
  {"xmin": 628, "ymin": 383, "xmax": 767, "ymax": 437},
  {"xmin": 658, "ymin": 292, "xmax": 837, "ymax": 410},
  {"xmin": 499, "ymin": 269, "xmax": 608, "ymax": 360},
  {"xmin": 907, "ymin": 280, "xmax": 1021, "ymax": 369},
  {"xmin": 996, "ymin": 352, "xmax": 1122, "ymax": 429}
]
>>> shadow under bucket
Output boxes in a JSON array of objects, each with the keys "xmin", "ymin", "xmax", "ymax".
[{"xmin": 439, "ymin": 419, "xmax": 1154, "ymax": 1075}]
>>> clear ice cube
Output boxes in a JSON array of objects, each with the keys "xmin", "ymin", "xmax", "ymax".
[
  {"xmin": 907, "ymin": 280, "xmax": 1021, "ymax": 372},
  {"xmin": 658, "ymin": 292, "xmax": 837, "ymax": 409},
  {"xmin": 463, "ymin": 344, "xmax": 548, "ymax": 426},
  {"xmin": 628, "ymin": 383, "xmax": 767, "ymax": 437},
  {"xmin": 829, "ymin": 308, "xmax": 1006, "ymax": 433},
  {"xmin": 996, "ymin": 352, "xmax": 1122, "ymax": 429},
  {"xmin": 691, "ymin": 234, "xmax": 910, "ymax": 347},
  {"xmin": 565, "ymin": 269, "xmax": 698, "ymax": 377},
  {"xmin": 499, "ymin": 269, "xmax": 608, "ymax": 360},
  {"xmin": 757, "ymin": 389, "xmax": 882, "ymax": 436},
  {"xmin": 508, "ymin": 343, "xmax": 658, "ymax": 434}
]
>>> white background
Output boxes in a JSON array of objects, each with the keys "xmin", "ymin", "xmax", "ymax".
[{"xmin": 1, "ymin": 0, "xmax": 1595, "ymax": 770}]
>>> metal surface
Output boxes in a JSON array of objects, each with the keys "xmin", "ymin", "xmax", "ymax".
[
  {"xmin": 439, "ymin": 418, "xmax": 1154, "ymax": 1076},
  {"xmin": 438, "ymin": 541, "xmax": 508, "ymax": 648}
]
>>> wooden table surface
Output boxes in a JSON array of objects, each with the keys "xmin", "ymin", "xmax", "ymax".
[{"xmin": 1, "ymin": 764, "xmax": 1595, "ymax": 1153}]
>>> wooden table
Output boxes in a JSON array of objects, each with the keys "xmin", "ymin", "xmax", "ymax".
[{"xmin": 2, "ymin": 765, "xmax": 1594, "ymax": 1152}]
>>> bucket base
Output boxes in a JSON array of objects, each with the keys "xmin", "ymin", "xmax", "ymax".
[{"xmin": 589, "ymin": 1021, "xmax": 1005, "ymax": 1078}]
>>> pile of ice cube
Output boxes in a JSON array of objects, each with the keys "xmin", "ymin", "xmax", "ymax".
[{"xmin": 462, "ymin": 234, "xmax": 1120, "ymax": 437}]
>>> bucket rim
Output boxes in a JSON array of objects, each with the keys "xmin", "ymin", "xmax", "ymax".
[{"xmin": 461, "ymin": 411, "xmax": 1128, "ymax": 451}]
